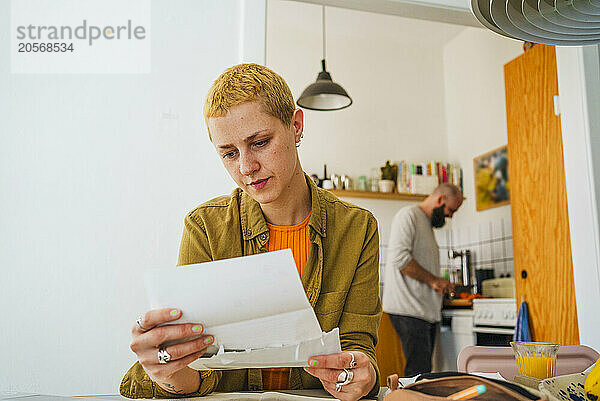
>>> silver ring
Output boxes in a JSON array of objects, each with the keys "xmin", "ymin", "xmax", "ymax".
[
  {"xmin": 335, "ymin": 368, "xmax": 354, "ymax": 392},
  {"xmin": 157, "ymin": 347, "xmax": 171, "ymax": 364},
  {"xmin": 348, "ymin": 352, "xmax": 357, "ymax": 368},
  {"xmin": 136, "ymin": 316, "xmax": 149, "ymax": 332}
]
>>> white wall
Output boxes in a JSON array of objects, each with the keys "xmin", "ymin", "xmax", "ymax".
[
  {"xmin": 556, "ymin": 45, "xmax": 600, "ymax": 351},
  {"xmin": 266, "ymin": 0, "xmax": 463, "ymax": 243},
  {"xmin": 265, "ymin": 1, "xmax": 524, "ymax": 295},
  {"xmin": 0, "ymin": 0, "xmax": 265, "ymax": 395},
  {"xmin": 441, "ymin": 27, "xmax": 522, "ymax": 229},
  {"xmin": 266, "ymin": 1, "xmax": 522, "ymax": 242}
]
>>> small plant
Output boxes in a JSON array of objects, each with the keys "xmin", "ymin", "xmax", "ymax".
[{"xmin": 380, "ymin": 160, "xmax": 398, "ymax": 182}]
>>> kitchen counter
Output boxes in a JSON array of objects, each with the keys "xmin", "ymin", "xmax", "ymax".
[{"xmin": 443, "ymin": 298, "xmax": 473, "ymax": 308}]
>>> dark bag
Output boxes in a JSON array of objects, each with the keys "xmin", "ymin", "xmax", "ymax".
[{"xmin": 385, "ymin": 372, "xmax": 543, "ymax": 401}]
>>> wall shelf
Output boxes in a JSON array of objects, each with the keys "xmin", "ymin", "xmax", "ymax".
[{"xmin": 328, "ymin": 189, "xmax": 427, "ymax": 201}]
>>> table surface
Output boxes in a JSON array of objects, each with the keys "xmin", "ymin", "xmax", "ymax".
[{"xmin": 1, "ymin": 388, "xmax": 390, "ymax": 401}]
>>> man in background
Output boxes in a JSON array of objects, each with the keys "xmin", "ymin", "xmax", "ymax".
[{"xmin": 382, "ymin": 183, "xmax": 463, "ymax": 377}]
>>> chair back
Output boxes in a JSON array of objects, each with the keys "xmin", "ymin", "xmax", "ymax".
[{"xmin": 457, "ymin": 345, "xmax": 599, "ymax": 380}]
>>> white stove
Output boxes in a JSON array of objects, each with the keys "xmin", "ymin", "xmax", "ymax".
[
  {"xmin": 472, "ymin": 298, "xmax": 517, "ymax": 341},
  {"xmin": 473, "ymin": 298, "xmax": 517, "ymax": 327}
]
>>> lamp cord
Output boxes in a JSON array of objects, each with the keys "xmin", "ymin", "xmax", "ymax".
[{"xmin": 322, "ymin": 5, "xmax": 326, "ymax": 61}]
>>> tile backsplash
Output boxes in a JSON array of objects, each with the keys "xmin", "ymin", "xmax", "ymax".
[
  {"xmin": 436, "ymin": 216, "xmax": 514, "ymax": 279},
  {"xmin": 378, "ymin": 216, "xmax": 514, "ymax": 290}
]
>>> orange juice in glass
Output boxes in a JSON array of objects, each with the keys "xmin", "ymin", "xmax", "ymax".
[{"xmin": 510, "ymin": 342, "xmax": 560, "ymax": 379}]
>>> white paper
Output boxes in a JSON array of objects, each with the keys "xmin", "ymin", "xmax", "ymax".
[
  {"xmin": 470, "ymin": 372, "xmax": 507, "ymax": 381},
  {"xmin": 189, "ymin": 328, "xmax": 340, "ymax": 370},
  {"xmin": 397, "ymin": 375, "xmax": 421, "ymax": 388},
  {"xmin": 394, "ymin": 372, "xmax": 506, "ymax": 391},
  {"xmin": 143, "ymin": 250, "xmax": 341, "ymax": 369}
]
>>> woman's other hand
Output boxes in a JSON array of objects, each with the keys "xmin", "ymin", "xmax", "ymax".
[
  {"xmin": 129, "ymin": 308, "xmax": 213, "ymax": 394},
  {"xmin": 304, "ymin": 351, "xmax": 376, "ymax": 401}
]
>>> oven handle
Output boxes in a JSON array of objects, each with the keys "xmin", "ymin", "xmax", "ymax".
[{"xmin": 472, "ymin": 326, "xmax": 515, "ymax": 335}]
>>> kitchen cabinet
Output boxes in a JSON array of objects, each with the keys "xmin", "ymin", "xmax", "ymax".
[
  {"xmin": 504, "ymin": 44, "xmax": 579, "ymax": 345},
  {"xmin": 438, "ymin": 309, "xmax": 475, "ymax": 371},
  {"xmin": 375, "ymin": 312, "xmax": 406, "ymax": 379}
]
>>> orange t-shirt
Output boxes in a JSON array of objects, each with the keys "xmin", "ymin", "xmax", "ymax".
[{"xmin": 261, "ymin": 212, "xmax": 311, "ymax": 391}]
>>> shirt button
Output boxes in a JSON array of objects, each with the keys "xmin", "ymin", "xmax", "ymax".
[
  {"xmin": 246, "ymin": 229, "xmax": 252, "ymax": 237},
  {"xmin": 259, "ymin": 233, "xmax": 267, "ymax": 241}
]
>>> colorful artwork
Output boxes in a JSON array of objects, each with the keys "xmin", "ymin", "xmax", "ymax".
[{"xmin": 474, "ymin": 145, "xmax": 510, "ymax": 211}]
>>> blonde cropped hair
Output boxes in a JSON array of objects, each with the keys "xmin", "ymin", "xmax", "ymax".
[{"xmin": 203, "ymin": 63, "xmax": 295, "ymax": 139}]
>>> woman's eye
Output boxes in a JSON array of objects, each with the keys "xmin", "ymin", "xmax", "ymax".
[
  {"xmin": 222, "ymin": 151, "xmax": 236, "ymax": 159},
  {"xmin": 254, "ymin": 139, "xmax": 269, "ymax": 147}
]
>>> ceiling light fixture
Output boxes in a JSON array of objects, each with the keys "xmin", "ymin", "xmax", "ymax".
[
  {"xmin": 471, "ymin": 0, "xmax": 600, "ymax": 44},
  {"xmin": 297, "ymin": 6, "xmax": 352, "ymax": 111}
]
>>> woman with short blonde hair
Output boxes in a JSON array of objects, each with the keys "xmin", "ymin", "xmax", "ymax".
[{"xmin": 120, "ymin": 64, "xmax": 382, "ymax": 401}]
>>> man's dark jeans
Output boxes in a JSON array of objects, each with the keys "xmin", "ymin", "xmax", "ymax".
[{"xmin": 388, "ymin": 314, "xmax": 438, "ymax": 377}]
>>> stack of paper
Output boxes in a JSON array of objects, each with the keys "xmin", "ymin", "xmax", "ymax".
[{"xmin": 143, "ymin": 249, "xmax": 341, "ymax": 370}]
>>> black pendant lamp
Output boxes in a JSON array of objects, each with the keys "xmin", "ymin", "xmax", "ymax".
[{"xmin": 297, "ymin": 6, "xmax": 352, "ymax": 111}]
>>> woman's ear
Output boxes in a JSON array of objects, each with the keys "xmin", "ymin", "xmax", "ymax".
[{"xmin": 292, "ymin": 108, "xmax": 304, "ymax": 143}]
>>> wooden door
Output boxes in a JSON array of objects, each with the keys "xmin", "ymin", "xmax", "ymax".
[{"xmin": 504, "ymin": 44, "xmax": 579, "ymax": 345}]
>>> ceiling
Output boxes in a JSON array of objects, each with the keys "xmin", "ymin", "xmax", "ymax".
[{"xmin": 289, "ymin": 0, "xmax": 481, "ymax": 27}]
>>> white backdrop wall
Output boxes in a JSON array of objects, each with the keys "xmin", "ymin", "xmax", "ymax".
[
  {"xmin": 267, "ymin": 0, "xmax": 463, "ymax": 179},
  {"xmin": 266, "ymin": 0, "xmax": 522, "ymax": 243},
  {"xmin": 441, "ymin": 27, "xmax": 521, "ymax": 229},
  {"xmin": 266, "ymin": 0, "xmax": 463, "ymax": 243},
  {"xmin": 556, "ymin": 45, "xmax": 600, "ymax": 352},
  {"xmin": 0, "ymin": 0, "xmax": 265, "ymax": 395}
]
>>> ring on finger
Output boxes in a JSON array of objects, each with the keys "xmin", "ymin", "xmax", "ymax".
[
  {"xmin": 136, "ymin": 315, "xmax": 149, "ymax": 332},
  {"xmin": 335, "ymin": 368, "xmax": 354, "ymax": 392},
  {"xmin": 348, "ymin": 351, "xmax": 357, "ymax": 368},
  {"xmin": 157, "ymin": 347, "xmax": 171, "ymax": 364}
]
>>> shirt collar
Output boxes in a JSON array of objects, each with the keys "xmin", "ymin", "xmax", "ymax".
[
  {"xmin": 239, "ymin": 173, "xmax": 326, "ymax": 240},
  {"xmin": 306, "ymin": 174, "xmax": 326, "ymax": 238}
]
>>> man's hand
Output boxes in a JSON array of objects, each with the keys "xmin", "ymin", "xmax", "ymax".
[
  {"xmin": 401, "ymin": 259, "xmax": 455, "ymax": 295},
  {"xmin": 430, "ymin": 278, "xmax": 455, "ymax": 294}
]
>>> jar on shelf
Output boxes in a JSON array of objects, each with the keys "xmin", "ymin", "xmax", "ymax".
[
  {"xmin": 370, "ymin": 168, "xmax": 379, "ymax": 192},
  {"xmin": 358, "ymin": 176, "xmax": 367, "ymax": 191}
]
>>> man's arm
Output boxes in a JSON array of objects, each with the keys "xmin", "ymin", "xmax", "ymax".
[{"xmin": 401, "ymin": 258, "xmax": 454, "ymax": 294}]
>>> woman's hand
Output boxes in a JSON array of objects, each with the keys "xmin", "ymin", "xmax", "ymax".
[
  {"xmin": 129, "ymin": 308, "xmax": 214, "ymax": 394},
  {"xmin": 304, "ymin": 351, "xmax": 376, "ymax": 401}
]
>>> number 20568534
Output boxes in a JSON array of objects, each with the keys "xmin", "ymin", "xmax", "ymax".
[{"xmin": 18, "ymin": 42, "xmax": 74, "ymax": 52}]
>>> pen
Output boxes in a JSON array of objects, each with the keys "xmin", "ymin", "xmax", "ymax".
[{"xmin": 447, "ymin": 384, "xmax": 487, "ymax": 400}]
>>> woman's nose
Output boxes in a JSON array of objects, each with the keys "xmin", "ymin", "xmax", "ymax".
[{"xmin": 239, "ymin": 151, "xmax": 260, "ymax": 176}]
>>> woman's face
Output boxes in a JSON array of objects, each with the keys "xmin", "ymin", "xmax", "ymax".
[{"xmin": 208, "ymin": 101, "xmax": 303, "ymax": 206}]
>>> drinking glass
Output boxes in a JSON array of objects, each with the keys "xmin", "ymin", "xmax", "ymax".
[{"xmin": 510, "ymin": 341, "xmax": 560, "ymax": 379}]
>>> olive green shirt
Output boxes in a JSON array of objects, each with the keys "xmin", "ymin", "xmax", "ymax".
[{"xmin": 120, "ymin": 176, "xmax": 382, "ymax": 398}]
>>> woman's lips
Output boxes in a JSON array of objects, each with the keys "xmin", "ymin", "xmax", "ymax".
[{"xmin": 250, "ymin": 178, "xmax": 270, "ymax": 190}]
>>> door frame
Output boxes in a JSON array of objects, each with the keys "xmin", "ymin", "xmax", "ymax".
[{"xmin": 556, "ymin": 45, "xmax": 600, "ymax": 351}]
